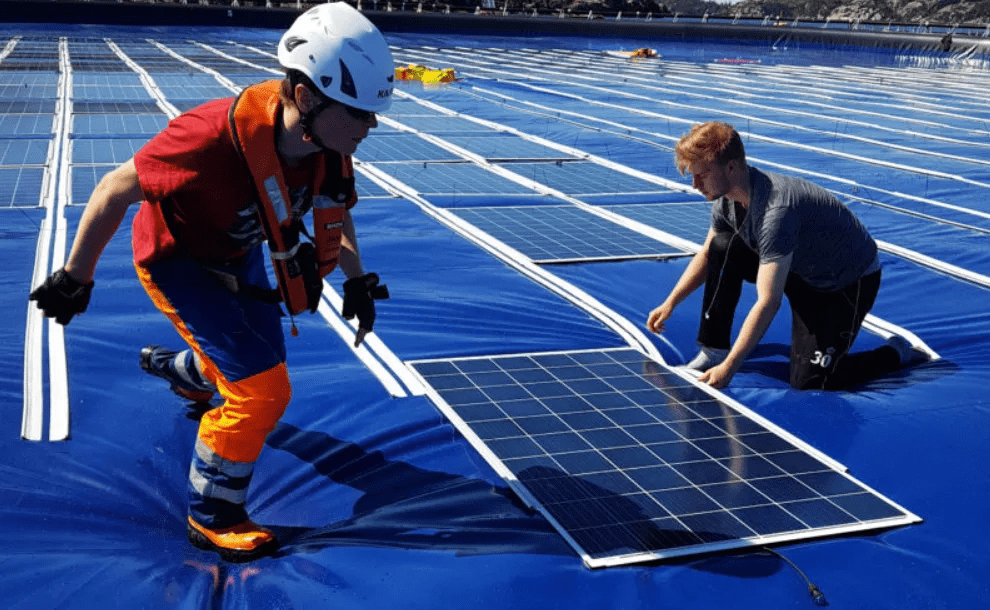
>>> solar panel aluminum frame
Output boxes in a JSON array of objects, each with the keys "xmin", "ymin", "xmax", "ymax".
[
  {"xmin": 406, "ymin": 347, "xmax": 922, "ymax": 569},
  {"xmin": 533, "ymin": 252, "xmax": 694, "ymax": 265}
]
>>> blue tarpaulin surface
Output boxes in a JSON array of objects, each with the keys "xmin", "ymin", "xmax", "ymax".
[{"xmin": 2, "ymin": 18, "xmax": 989, "ymax": 609}]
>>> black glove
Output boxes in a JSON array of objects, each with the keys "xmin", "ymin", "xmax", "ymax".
[
  {"xmin": 342, "ymin": 273, "xmax": 389, "ymax": 332},
  {"xmin": 29, "ymin": 268, "xmax": 94, "ymax": 326}
]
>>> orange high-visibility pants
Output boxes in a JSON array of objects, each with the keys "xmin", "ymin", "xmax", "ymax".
[{"xmin": 137, "ymin": 249, "xmax": 291, "ymax": 528}]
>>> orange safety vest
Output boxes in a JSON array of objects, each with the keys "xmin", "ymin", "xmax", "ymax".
[{"xmin": 227, "ymin": 80, "xmax": 355, "ymax": 315}]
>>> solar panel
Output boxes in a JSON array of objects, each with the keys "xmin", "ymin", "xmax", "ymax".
[
  {"xmin": 355, "ymin": 175, "xmax": 393, "ymax": 199},
  {"xmin": 356, "ymin": 133, "xmax": 461, "ymax": 163},
  {"xmin": 605, "ymin": 202, "xmax": 713, "ymax": 245},
  {"xmin": 372, "ymin": 162, "xmax": 534, "ymax": 195},
  {"xmin": 72, "ymin": 84, "xmax": 151, "ymax": 102},
  {"xmin": 498, "ymin": 161, "xmax": 669, "ymax": 196},
  {"xmin": 71, "ymin": 138, "xmax": 149, "ymax": 164},
  {"xmin": 0, "ymin": 138, "xmax": 49, "ymax": 165},
  {"xmin": 449, "ymin": 205, "xmax": 683, "ymax": 263},
  {"xmin": 71, "ymin": 165, "xmax": 112, "ymax": 205},
  {"xmin": 0, "ymin": 167, "xmax": 44, "ymax": 208},
  {"xmin": 71, "ymin": 114, "xmax": 167, "ymax": 136},
  {"xmin": 442, "ymin": 134, "xmax": 578, "ymax": 161},
  {"xmin": 408, "ymin": 348, "xmax": 920, "ymax": 567},
  {"xmin": 389, "ymin": 115, "xmax": 492, "ymax": 135}
]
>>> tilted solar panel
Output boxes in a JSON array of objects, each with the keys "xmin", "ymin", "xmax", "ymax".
[
  {"xmin": 449, "ymin": 205, "xmax": 683, "ymax": 263},
  {"xmin": 409, "ymin": 348, "xmax": 920, "ymax": 567}
]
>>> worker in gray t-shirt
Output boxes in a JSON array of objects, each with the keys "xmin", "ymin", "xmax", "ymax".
[{"xmin": 647, "ymin": 121, "xmax": 927, "ymax": 390}]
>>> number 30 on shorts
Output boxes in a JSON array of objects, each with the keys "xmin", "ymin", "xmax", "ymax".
[{"xmin": 810, "ymin": 347, "xmax": 836, "ymax": 369}]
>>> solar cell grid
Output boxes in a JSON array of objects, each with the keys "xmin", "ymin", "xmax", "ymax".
[
  {"xmin": 0, "ymin": 139, "xmax": 49, "ymax": 165},
  {"xmin": 355, "ymin": 176, "xmax": 393, "ymax": 199},
  {"xmin": 72, "ymin": 101, "xmax": 161, "ymax": 114},
  {"xmin": 0, "ymin": 83, "xmax": 57, "ymax": 99},
  {"xmin": 0, "ymin": 167, "xmax": 44, "ymax": 208},
  {"xmin": 410, "ymin": 348, "xmax": 919, "ymax": 566},
  {"xmin": 71, "ymin": 138, "xmax": 149, "ymax": 164},
  {"xmin": 0, "ymin": 101, "xmax": 55, "ymax": 114},
  {"xmin": 0, "ymin": 63, "xmax": 57, "ymax": 71},
  {"xmin": 71, "ymin": 114, "xmax": 167, "ymax": 136},
  {"xmin": 71, "ymin": 165, "xmax": 112, "ymax": 205},
  {"xmin": 449, "ymin": 205, "xmax": 680, "ymax": 263},
  {"xmin": 605, "ymin": 202, "xmax": 713, "ymax": 245},
  {"xmin": 72, "ymin": 85, "xmax": 151, "ymax": 102},
  {"xmin": 72, "ymin": 74, "xmax": 143, "ymax": 87},
  {"xmin": 0, "ymin": 114, "xmax": 53, "ymax": 136},
  {"xmin": 389, "ymin": 114, "xmax": 492, "ymax": 135},
  {"xmin": 442, "ymin": 134, "xmax": 578, "ymax": 161},
  {"xmin": 501, "ymin": 161, "xmax": 667, "ymax": 196},
  {"xmin": 356, "ymin": 133, "xmax": 461, "ymax": 163},
  {"xmin": 373, "ymin": 162, "xmax": 534, "ymax": 195}
]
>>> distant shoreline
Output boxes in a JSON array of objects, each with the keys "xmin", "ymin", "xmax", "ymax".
[{"xmin": 1, "ymin": 0, "xmax": 988, "ymax": 56}]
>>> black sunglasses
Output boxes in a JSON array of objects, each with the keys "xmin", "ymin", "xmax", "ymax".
[{"xmin": 342, "ymin": 104, "xmax": 375, "ymax": 122}]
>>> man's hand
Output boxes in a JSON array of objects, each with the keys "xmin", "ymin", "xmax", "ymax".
[
  {"xmin": 646, "ymin": 302, "xmax": 675, "ymax": 333},
  {"xmin": 696, "ymin": 359, "xmax": 739, "ymax": 389},
  {"xmin": 29, "ymin": 268, "xmax": 94, "ymax": 326},
  {"xmin": 342, "ymin": 273, "xmax": 389, "ymax": 347}
]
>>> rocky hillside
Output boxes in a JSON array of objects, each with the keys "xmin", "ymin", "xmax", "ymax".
[
  {"xmin": 532, "ymin": 0, "xmax": 990, "ymax": 25},
  {"xmin": 676, "ymin": 0, "xmax": 990, "ymax": 25}
]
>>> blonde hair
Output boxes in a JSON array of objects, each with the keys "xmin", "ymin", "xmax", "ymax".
[{"xmin": 674, "ymin": 121, "xmax": 746, "ymax": 175}]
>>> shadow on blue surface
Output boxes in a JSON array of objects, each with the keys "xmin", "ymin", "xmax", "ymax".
[{"xmin": 264, "ymin": 423, "xmax": 572, "ymax": 559}]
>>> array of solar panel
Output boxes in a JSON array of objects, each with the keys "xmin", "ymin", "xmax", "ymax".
[
  {"xmin": 355, "ymin": 175, "xmax": 394, "ymax": 199},
  {"xmin": 356, "ymin": 133, "xmax": 462, "ymax": 162},
  {"xmin": 442, "ymin": 134, "xmax": 579, "ymax": 161},
  {"xmin": 68, "ymin": 38, "xmax": 130, "ymax": 72},
  {"xmin": 376, "ymin": 162, "xmax": 536, "ymax": 195},
  {"xmin": 449, "ymin": 206, "xmax": 682, "ymax": 263},
  {"xmin": 0, "ymin": 38, "xmax": 57, "ymax": 71},
  {"xmin": 605, "ymin": 202, "xmax": 713, "ymax": 246},
  {"xmin": 501, "ymin": 161, "xmax": 668, "ymax": 196},
  {"xmin": 409, "ymin": 348, "xmax": 919, "ymax": 566},
  {"xmin": 113, "ymin": 40, "xmax": 195, "ymax": 73},
  {"xmin": 213, "ymin": 43, "xmax": 280, "ymax": 70},
  {"xmin": 0, "ymin": 42, "xmax": 54, "ymax": 208},
  {"xmin": 386, "ymin": 114, "xmax": 492, "ymax": 135},
  {"xmin": 162, "ymin": 41, "xmax": 268, "ymax": 75}
]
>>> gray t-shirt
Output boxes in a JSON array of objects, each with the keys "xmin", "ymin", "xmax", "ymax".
[{"xmin": 711, "ymin": 167, "xmax": 880, "ymax": 290}]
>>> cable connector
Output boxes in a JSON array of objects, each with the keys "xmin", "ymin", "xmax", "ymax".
[{"xmin": 809, "ymin": 583, "xmax": 828, "ymax": 606}]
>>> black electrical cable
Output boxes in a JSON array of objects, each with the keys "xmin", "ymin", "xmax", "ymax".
[{"xmin": 761, "ymin": 546, "xmax": 829, "ymax": 606}]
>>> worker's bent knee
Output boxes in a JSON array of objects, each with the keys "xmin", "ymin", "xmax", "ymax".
[{"xmin": 199, "ymin": 363, "xmax": 292, "ymax": 463}]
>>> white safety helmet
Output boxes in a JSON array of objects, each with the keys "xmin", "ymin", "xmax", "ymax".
[{"xmin": 278, "ymin": 2, "xmax": 394, "ymax": 113}]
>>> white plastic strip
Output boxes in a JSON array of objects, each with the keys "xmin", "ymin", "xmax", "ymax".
[
  {"xmin": 21, "ymin": 33, "xmax": 47, "ymax": 441},
  {"xmin": 23, "ymin": 38, "xmax": 73, "ymax": 441},
  {"xmin": 315, "ymin": 294, "xmax": 408, "ymax": 398},
  {"xmin": 319, "ymin": 285, "xmax": 426, "ymax": 396},
  {"xmin": 47, "ymin": 38, "xmax": 74, "ymax": 441}
]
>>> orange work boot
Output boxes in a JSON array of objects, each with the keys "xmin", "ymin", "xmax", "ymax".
[{"xmin": 187, "ymin": 516, "xmax": 279, "ymax": 563}]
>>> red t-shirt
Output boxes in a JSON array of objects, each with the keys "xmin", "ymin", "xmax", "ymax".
[{"xmin": 131, "ymin": 96, "xmax": 323, "ymax": 267}]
